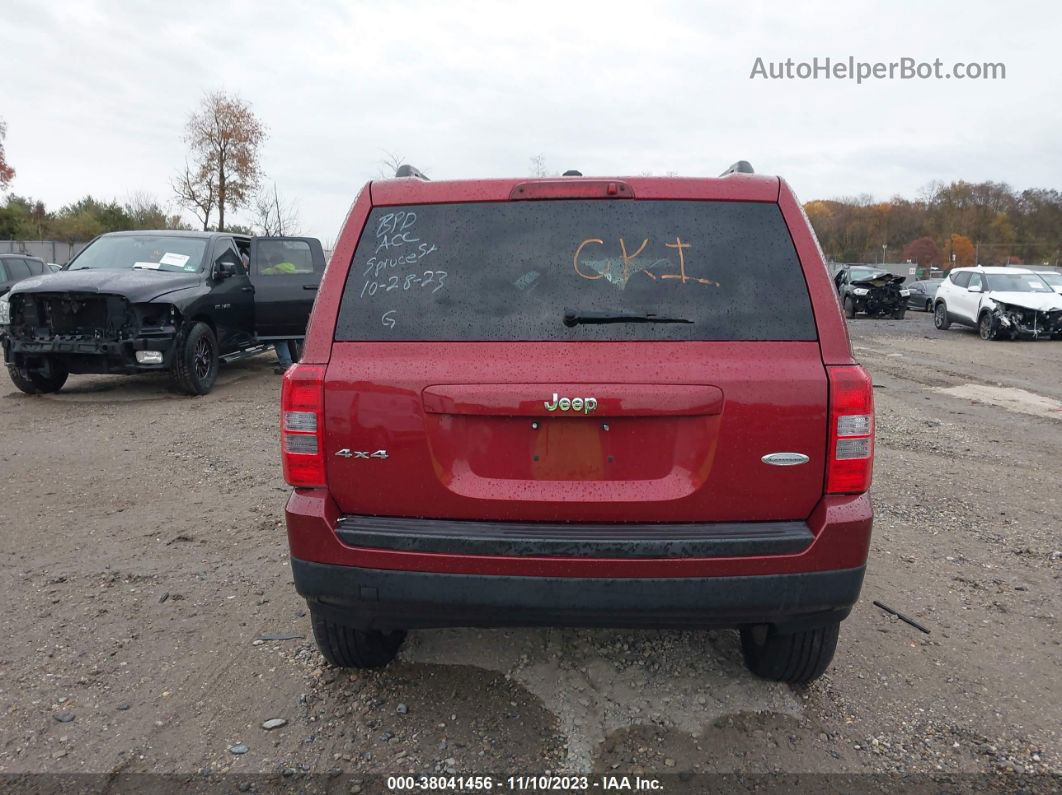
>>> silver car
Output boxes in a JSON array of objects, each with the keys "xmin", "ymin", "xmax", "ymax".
[{"xmin": 905, "ymin": 279, "xmax": 943, "ymax": 311}]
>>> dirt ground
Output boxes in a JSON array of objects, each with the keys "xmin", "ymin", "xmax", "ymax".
[{"xmin": 0, "ymin": 311, "xmax": 1059, "ymax": 790}]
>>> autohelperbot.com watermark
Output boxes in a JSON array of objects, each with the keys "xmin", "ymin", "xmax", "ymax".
[{"xmin": 750, "ymin": 56, "xmax": 1005, "ymax": 84}]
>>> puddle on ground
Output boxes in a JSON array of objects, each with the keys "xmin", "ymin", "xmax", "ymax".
[
  {"xmin": 934, "ymin": 384, "xmax": 1062, "ymax": 420},
  {"xmin": 401, "ymin": 628, "xmax": 802, "ymax": 773}
]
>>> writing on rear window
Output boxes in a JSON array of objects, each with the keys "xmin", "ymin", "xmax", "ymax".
[
  {"xmin": 359, "ymin": 212, "xmax": 445, "ymax": 329},
  {"xmin": 573, "ymin": 237, "xmax": 720, "ymax": 287},
  {"xmin": 336, "ymin": 200, "xmax": 817, "ymax": 342}
]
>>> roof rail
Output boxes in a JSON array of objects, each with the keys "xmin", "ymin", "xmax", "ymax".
[
  {"xmin": 395, "ymin": 164, "xmax": 429, "ymax": 180},
  {"xmin": 720, "ymin": 160, "xmax": 754, "ymax": 177}
]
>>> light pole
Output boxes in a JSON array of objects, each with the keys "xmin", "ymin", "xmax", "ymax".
[{"xmin": 882, "ymin": 244, "xmax": 887, "ymax": 265}]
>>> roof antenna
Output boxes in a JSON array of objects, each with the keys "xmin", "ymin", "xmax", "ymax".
[
  {"xmin": 395, "ymin": 164, "xmax": 429, "ymax": 180},
  {"xmin": 719, "ymin": 160, "xmax": 754, "ymax": 176}
]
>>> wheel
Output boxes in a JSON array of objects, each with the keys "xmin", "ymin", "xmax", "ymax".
[
  {"xmin": 978, "ymin": 312, "xmax": 999, "ymax": 341},
  {"xmin": 7, "ymin": 359, "xmax": 68, "ymax": 394},
  {"xmin": 891, "ymin": 308, "xmax": 906, "ymax": 320},
  {"xmin": 310, "ymin": 607, "xmax": 405, "ymax": 669},
  {"xmin": 169, "ymin": 321, "xmax": 219, "ymax": 395},
  {"xmin": 740, "ymin": 621, "xmax": 840, "ymax": 684},
  {"xmin": 924, "ymin": 299, "xmax": 933, "ymax": 312},
  {"xmin": 843, "ymin": 296, "xmax": 857, "ymax": 319},
  {"xmin": 933, "ymin": 302, "xmax": 950, "ymax": 330}
]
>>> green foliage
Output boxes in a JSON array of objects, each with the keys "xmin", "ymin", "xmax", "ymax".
[
  {"xmin": 0, "ymin": 193, "xmax": 190, "ymax": 242},
  {"xmin": 805, "ymin": 181, "xmax": 1062, "ymax": 267}
]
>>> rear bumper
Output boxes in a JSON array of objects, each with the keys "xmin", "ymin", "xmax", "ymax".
[
  {"xmin": 284, "ymin": 491, "xmax": 872, "ymax": 629},
  {"xmin": 285, "ymin": 490, "xmax": 873, "ymax": 579},
  {"xmin": 334, "ymin": 515, "xmax": 814, "ymax": 558},
  {"xmin": 293, "ymin": 558, "xmax": 865, "ymax": 631}
]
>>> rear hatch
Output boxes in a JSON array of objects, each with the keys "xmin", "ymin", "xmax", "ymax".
[{"xmin": 323, "ymin": 196, "xmax": 827, "ymax": 523}]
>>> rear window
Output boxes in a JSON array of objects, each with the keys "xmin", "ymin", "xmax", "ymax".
[{"xmin": 335, "ymin": 200, "xmax": 816, "ymax": 341}]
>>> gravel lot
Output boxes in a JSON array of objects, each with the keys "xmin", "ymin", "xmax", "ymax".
[{"xmin": 0, "ymin": 311, "xmax": 1059, "ymax": 790}]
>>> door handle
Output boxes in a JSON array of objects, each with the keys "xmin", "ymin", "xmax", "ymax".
[
  {"xmin": 303, "ymin": 285, "xmax": 318, "ymax": 291},
  {"xmin": 241, "ymin": 286, "xmax": 254, "ymax": 292}
]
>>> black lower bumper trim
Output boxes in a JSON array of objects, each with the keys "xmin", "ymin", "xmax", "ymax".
[
  {"xmin": 7, "ymin": 336, "xmax": 176, "ymax": 374},
  {"xmin": 335, "ymin": 515, "xmax": 813, "ymax": 558},
  {"xmin": 292, "ymin": 558, "xmax": 865, "ymax": 632}
]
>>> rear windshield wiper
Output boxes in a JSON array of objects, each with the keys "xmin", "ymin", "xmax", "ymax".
[{"xmin": 563, "ymin": 308, "xmax": 694, "ymax": 327}]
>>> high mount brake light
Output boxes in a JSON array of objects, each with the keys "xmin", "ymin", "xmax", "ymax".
[
  {"xmin": 826, "ymin": 365, "xmax": 874, "ymax": 494},
  {"xmin": 280, "ymin": 364, "xmax": 326, "ymax": 488},
  {"xmin": 509, "ymin": 180, "xmax": 634, "ymax": 200}
]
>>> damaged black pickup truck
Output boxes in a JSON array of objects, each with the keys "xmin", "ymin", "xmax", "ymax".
[
  {"xmin": 834, "ymin": 266, "xmax": 910, "ymax": 319},
  {"xmin": 0, "ymin": 230, "xmax": 325, "ymax": 395}
]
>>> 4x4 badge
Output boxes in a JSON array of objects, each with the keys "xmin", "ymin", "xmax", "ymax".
[{"xmin": 335, "ymin": 449, "xmax": 389, "ymax": 459}]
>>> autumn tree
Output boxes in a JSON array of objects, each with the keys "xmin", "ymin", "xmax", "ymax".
[
  {"xmin": 176, "ymin": 91, "xmax": 265, "ymax": 231},
  {"xmin": 0, "ymin": 117, "xmax": 14, "ymax": 191},
  {"xmin": 803, "ymin": 180, "xmax": 1062, "ymax": 266},
  {"xmin": 901, "ymin": 237, "xmax": 939, "ymax": 266},
  {"xmin": 943, "ymin": 234, "xmax": 975, "ymax": 268}
]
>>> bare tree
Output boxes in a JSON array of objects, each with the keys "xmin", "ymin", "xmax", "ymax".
[
  {"xmin": 377, "ymin": 150, "xmax": 406, "ymax": 179},
  {"xmin": 252, "ymin": 183, "xmax": 300, "ymax": 237},
  {"xmin": 173, "ymin": 161, "xmax": 215, "ymax": 230},
  {"xmin": 178, "ymin": 91, "xmax": 266, "ymax": 231},
  {"xmin": 529, "ymin": 154, "xmax": 550, "ymax": 177}
]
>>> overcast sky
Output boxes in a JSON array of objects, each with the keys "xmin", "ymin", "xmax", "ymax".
[{"xmin": 2, "ymin": 0, "xmax": 1060, "ymax": 243}]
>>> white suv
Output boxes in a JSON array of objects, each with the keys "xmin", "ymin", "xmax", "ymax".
[{"xmin": 933, "ymin": 266, "xmax": 1062, "ymax": 340}]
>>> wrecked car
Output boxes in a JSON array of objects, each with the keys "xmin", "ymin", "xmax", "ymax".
[
  {"xmin": 1, "ymin": 230, "xmax": 325, "ymax": 394},
  {"xmin": 933, "ymin": 266, "xmax": 1062, "ymax": 340},
  {"xmin": 834, "ymin": 266, "xmax": 909, "ymax": 319}
]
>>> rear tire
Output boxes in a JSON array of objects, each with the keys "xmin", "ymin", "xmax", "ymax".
[
  {"xmin": 843, "ymin": 296, "xmax": 857, "ymax": 319},
  {"xmin": 310, "ymin": 608, "xmax": 405, "ymax": 669},
  {"xmin": 740, "ymin": 621, "xmax": 840, "ymax": 684},
  {"xmin": 7, "ymin": 359, "xmax": 68, "ymax": 394},
  {"xmin": 933, "ymin": 302, "xmax": 950, "ymax": 330},
  {"xmin": 891, "ymin": 308, "xmax": 906, "ymax": 320},
  {"xmin": 169, "ymin": 321, "xmax": 219, "ymax": 395},
  {"xmin": 924, "ymin": 299, "xmax": 933, "ymax": 312}
]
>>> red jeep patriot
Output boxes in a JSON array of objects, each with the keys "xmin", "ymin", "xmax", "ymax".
[{"xmin": 281, "ymin": 163, "xmax": 874, "ymax": 683}]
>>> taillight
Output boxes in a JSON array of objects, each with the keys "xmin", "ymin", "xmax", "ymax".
[
  {"xmin": 280, "ymin": 364, "xmax": 326, "ymax": 488},
  {"xmin": 826, "ymin": 365, "xmax": 874, "ymax": 494}
]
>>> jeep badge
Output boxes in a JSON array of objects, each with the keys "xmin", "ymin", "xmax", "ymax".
[{"xmin": 543, "ymin": 393, "xmax": 598, "ymax": 413}]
